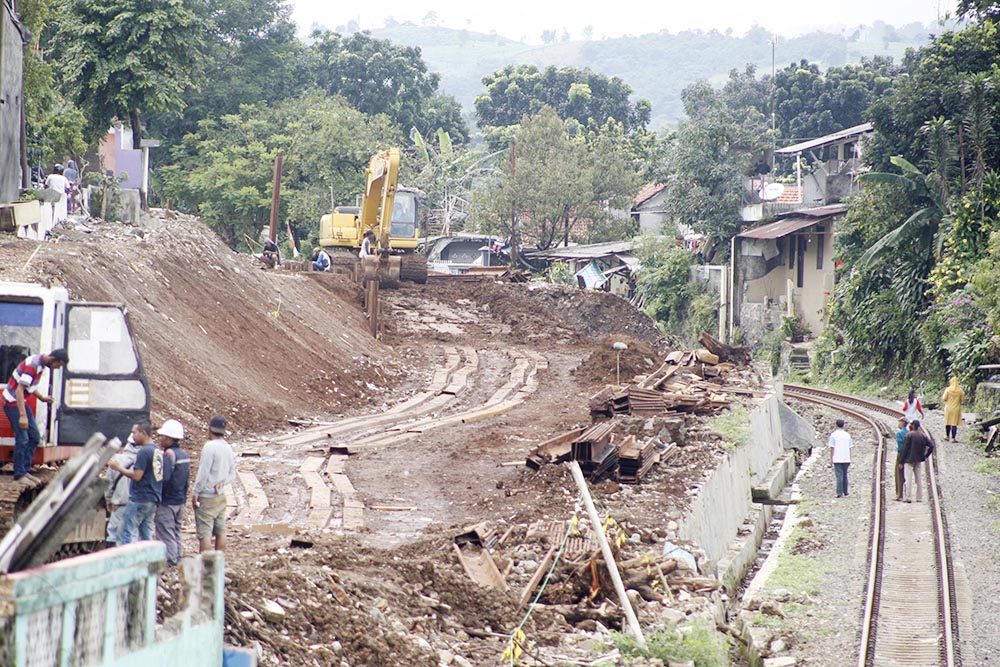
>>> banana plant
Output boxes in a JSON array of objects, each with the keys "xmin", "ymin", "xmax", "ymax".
[{"xmin": 856, "ymin": 155, "xmax": 950, "ymax": 269}]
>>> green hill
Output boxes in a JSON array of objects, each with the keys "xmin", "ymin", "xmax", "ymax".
[{"xmin": 370, "ymin": 22, "xmax": 941, "ymax": 131}]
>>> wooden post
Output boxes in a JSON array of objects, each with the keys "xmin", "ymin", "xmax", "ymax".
[
  {"xmin": 269, "ymin": 155, "xmax": 282, "ymax": 243},
  {"xmin": 568, "ymin": 461, "xmax": 645, "ymax": 645},
  {"xmin": 366, "ymin": 280, "xmax": 379, "ymax": 338}
]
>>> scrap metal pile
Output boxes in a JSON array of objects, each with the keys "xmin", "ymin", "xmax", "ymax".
[{"xmin": 528, "ymin": 332, "xmax": 754, "ymax": 483}]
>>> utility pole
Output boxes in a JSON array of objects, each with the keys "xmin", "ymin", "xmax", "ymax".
[
  {"xmin": 509, "ymin": 137, "xmax": 518, "ymax": 269},
  {"xmin": 770, "ymin": 36, "xmax": 777, "ymax": 166},
  {"xmin": 269, "ymin": 155, "xmax": 282, "ymax": 243}
]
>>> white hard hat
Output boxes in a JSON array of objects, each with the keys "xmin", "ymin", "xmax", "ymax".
[{"xmin": 157, "ymin": 419, "xmax": 185, "ymax": 440}]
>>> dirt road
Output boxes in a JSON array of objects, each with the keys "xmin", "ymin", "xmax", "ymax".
[{"xmin": 3, "ymin": 213, "xmax": 752, "ymax": 666}]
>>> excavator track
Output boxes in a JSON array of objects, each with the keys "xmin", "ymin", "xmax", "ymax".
[
  {"xmin": 0, "ymin": 470, "xmax": 55, "ymax": 536},
  {"xmin": 399, "ymin": 253, "xmax": 428, "ymax": 284}
]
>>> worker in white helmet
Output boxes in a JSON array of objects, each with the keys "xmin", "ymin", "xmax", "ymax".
[{"xmin": 155, "ymin": 419, "xmax": 189, "ymax": 566}]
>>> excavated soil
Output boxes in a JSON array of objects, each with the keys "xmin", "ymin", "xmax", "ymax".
[{"xmin": 1, "ymin": 213, "xmax": 759, "ymax": 666}]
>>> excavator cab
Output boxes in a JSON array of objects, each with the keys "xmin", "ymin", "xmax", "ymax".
[
  {"xmin": 0, "ymin": 282, "xmax": 150, "ymax": 463},
  {"xmin": 1, "ymin": 282, "xmax": 150, "ymax": 552}
]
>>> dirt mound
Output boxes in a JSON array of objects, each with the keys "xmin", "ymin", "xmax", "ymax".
[
  {"xmin": 429, "ymin": 280, "xmax": 668, "ymax": 351},
  {"xmin": 1, "ymin": 212, "xmax": 415, "ymax": 435},
  {"xmin": 224, "ymin": 536, "xmax": 523, "ymax": 666},
  {"xmin": 572, "ymin": 336, "xmax": 661, "ymax": 385}
]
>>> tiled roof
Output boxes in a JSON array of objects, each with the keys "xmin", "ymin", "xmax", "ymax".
[
  {"xmin": 775, "ymin": 186, "xmax": 801, "ymax": 204},
  {"xmin": 634, "ymin": 182, "xmax": 667, "ymax": 207}
]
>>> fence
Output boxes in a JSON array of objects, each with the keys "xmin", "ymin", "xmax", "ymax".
[{"xmin": 0, "ymin": 542, "xmax": 224, "ymax": 667}]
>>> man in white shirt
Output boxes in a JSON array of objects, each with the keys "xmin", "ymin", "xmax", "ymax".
[
  {"xmin": 828, "ymin": 419, "xmax": 853, "ymax": 498},
  {"xmin": 359, "ymin": 229, "xmax": 375, "ymax": 260},
  {"xmin": 191, "ymin": 415, "xmax": 236, "ymax": 552},
  {"xmin": 44, "ymin": 164, "xmax": 70, "ymax": 225}
]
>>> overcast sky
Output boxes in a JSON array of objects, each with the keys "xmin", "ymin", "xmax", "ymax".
[{"xmin": 288, "ymin": 0, "xmax": 950, "ymax": 43}]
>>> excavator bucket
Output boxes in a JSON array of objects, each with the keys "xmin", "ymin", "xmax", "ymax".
[{"xmin": 360, "ymin": 254, "xmax": 401, "ymax": 286}]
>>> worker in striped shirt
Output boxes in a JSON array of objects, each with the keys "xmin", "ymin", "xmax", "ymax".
[{"xmin": 2, "ymin": 349, "xmax": 69, "ymax": 487}]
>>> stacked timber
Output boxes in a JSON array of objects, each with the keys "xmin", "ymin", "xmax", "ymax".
[
  {"xmin": 617, "ymin": 436, "xmax": 657, "ymax": 483},
  {"xmin": 571, "ymin": 422, "xmax": 619, "ymax": 482},
  {"xmin": 526, "ymin": 427, "xmax": 586, "ymax": 469}
]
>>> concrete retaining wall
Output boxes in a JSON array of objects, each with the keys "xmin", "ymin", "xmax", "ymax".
[{"xmin": 677, "ymin": 393, "xmax": 792, "ymax": 563}]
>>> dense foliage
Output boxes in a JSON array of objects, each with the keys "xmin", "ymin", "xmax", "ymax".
[{"xmin": 815, "ymin": 17, "xmax": 1000, "ymax": 396}]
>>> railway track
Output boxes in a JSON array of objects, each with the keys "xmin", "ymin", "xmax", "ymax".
[{"xmin": 784, "ymin": 384, "xmax": 961, "ymax": 667}]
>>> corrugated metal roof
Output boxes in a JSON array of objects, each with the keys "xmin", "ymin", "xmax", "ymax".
[
  {"xmin": 775, "ymin": 123, "xmax": 873, "ymax": 155},
  {"xmin": 775, "ymin": 204, "xmax": 846, "ymax": 219},
  {"xmin": 530, "ymin": 240, "xmax": 636, "ymax": 259},
  {"xmin": 738, "ymin": 217, "xmax": 825, "ymax": 240}
]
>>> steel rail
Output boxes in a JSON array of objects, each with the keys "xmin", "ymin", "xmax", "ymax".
[
  {"xmin": 783, "ymin": 385, "xmax": 887, "ymax": 667},
  {"xmin": 785, "ymin": 383, "xmax": 960, "ymax": 667}
]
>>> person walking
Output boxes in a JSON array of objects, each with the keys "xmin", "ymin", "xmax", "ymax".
[
  {"xmin": 44, "ymin": 164, "xmax": 70, "ymax": 226},
  {"xmin": 942, "ymin": 377, "xmax": 965, "ymax": 442},
  {"xmin": 191, "ymin": 416, "xmax": 236, "ymax": 553},
  {"xmin": 110, "ymin": 423, "xmax": 165, "ymax": 544},
  {"xmin": 894, "ymin": 417, "xmax": 908, "ymax": 501},
  {"xmin": 105, "ymin": 425, "xmax": 147, "ymax": 545},
  {"xmin": 900, "ymin": 419, "xmax": 934, "ymax": 503},
  {"xmin": 2, "ymin": 349, "xmax": 69, "ymax": 488},
  {"xmin": 829, "ymin": 419, "xmax": 853, "ymax": 498},
  {"xmin": 901, "ymin": 389, "xmax": 924, "ymax": 424},
  {"xmin": 155, "ymin": 419, "xmax": 190, "ymax": 566}
]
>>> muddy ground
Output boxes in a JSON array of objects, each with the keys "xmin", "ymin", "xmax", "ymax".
[{"xmin": 2, "ymin": 213, "xmax": 762, "ymax": 666}]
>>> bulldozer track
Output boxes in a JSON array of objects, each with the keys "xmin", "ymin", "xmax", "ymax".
[{"xmin": 784, "ymin": 384, "xmax": 961, "ymax": 667}]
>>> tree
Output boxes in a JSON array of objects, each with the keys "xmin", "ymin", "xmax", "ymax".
[
  {"xmin": 148, "ymin": 0, "xmax": 311, "ymax": 147},
  {"xmin": 865, "ymin": 22, "xmax": 1000, "ymax": 173},
  {"xmin": 55, "ymin": 0, "xmax": 209, "ymax": 148},
  {"xmin": 477, "ymin": 107, "xmax": 594, "ymax": 252},
  {"xmin": 158, "ymin": 91, "xmax": 401, "ymax": 247},
  {"xmin": 957, "ymin": 0, "xmax": 1000, "ymax": 19},
  {"xmin": 308, "ymin": 30, "xmax": 467, "ymax": 143},
  {"xmin": 18, "ymin": 0, "xmax": 87, "ymax": 172},
  {"xmin": 663, "ymin": 76, "xmax": 771, "ymax": 260},
  {"xmin": 475, "ymin": 64, "xmax": 651, "ymax": 141},
  {"xmin": 856, "ymin": 157, "xmax": 950, "ymax": 270}
]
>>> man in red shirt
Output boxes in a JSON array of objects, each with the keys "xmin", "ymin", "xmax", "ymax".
[{"xmin": 2, "ymin": 349, "xmax": 69, "ymax": 487}]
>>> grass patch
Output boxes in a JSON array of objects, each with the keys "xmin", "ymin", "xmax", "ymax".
[
  {"xmin": 974, "ymin": 459, "xmax": 1000, "ymax": 477},
  {"xmin": 763, "ymin": 527, "xmax": 828, "ymax": 596},
  {"xmin": 709, "ymin": 405, "xmax": 751, "ymax": 448},
  {"xmin": 612, "ymin": 618, "xmax": 728, "ymax": 667}
]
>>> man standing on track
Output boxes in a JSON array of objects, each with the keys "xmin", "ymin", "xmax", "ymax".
[
  {"xmin": 900, "ymin": 420, "xmax": 934, "ymax": 503},
  {"xmin": 894, "ymin": 418, "xmax": 908, "ymax": 501},
  {"xmin": 829, "ymin": 419, "xmax": 853, "ymax": 498}
]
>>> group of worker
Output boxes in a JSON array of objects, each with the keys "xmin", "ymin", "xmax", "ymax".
[
  {"xmin": 105, "ymin": 415, "xmax": 236, "ymax": 566},
  {"xmin": 2, "ymin": 345, "xmax": 236, "ymax": 567}
]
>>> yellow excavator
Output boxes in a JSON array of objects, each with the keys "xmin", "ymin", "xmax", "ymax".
[{"xmin": 318, "ymin": 148, "xmax": 428, "ymax": 284}]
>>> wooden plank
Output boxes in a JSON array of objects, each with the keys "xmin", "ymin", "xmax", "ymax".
[
  {"xmin": 519, "ymin": 545, "xmax": 557, "ymax": 607},
  {"xmin": 342, "ymin": 498, "xmax": 365, "ymax": 530},
  {"xmin": 234, "ymin": 471, "xmax": 268, "ymax": 524},
  {"xmin": 453, "ymin": 543, "xmax": 508, "ymax": 591}
]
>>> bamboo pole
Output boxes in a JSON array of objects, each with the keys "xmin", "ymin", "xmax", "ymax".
[{"xmin": 568, "ymin": 461, "xmax": 645, "ymax": 645}]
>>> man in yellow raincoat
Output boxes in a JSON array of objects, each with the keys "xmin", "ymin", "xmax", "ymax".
[{"xmin": 942, "ymin": 378, "xmax": 965, "ymax": 442}]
